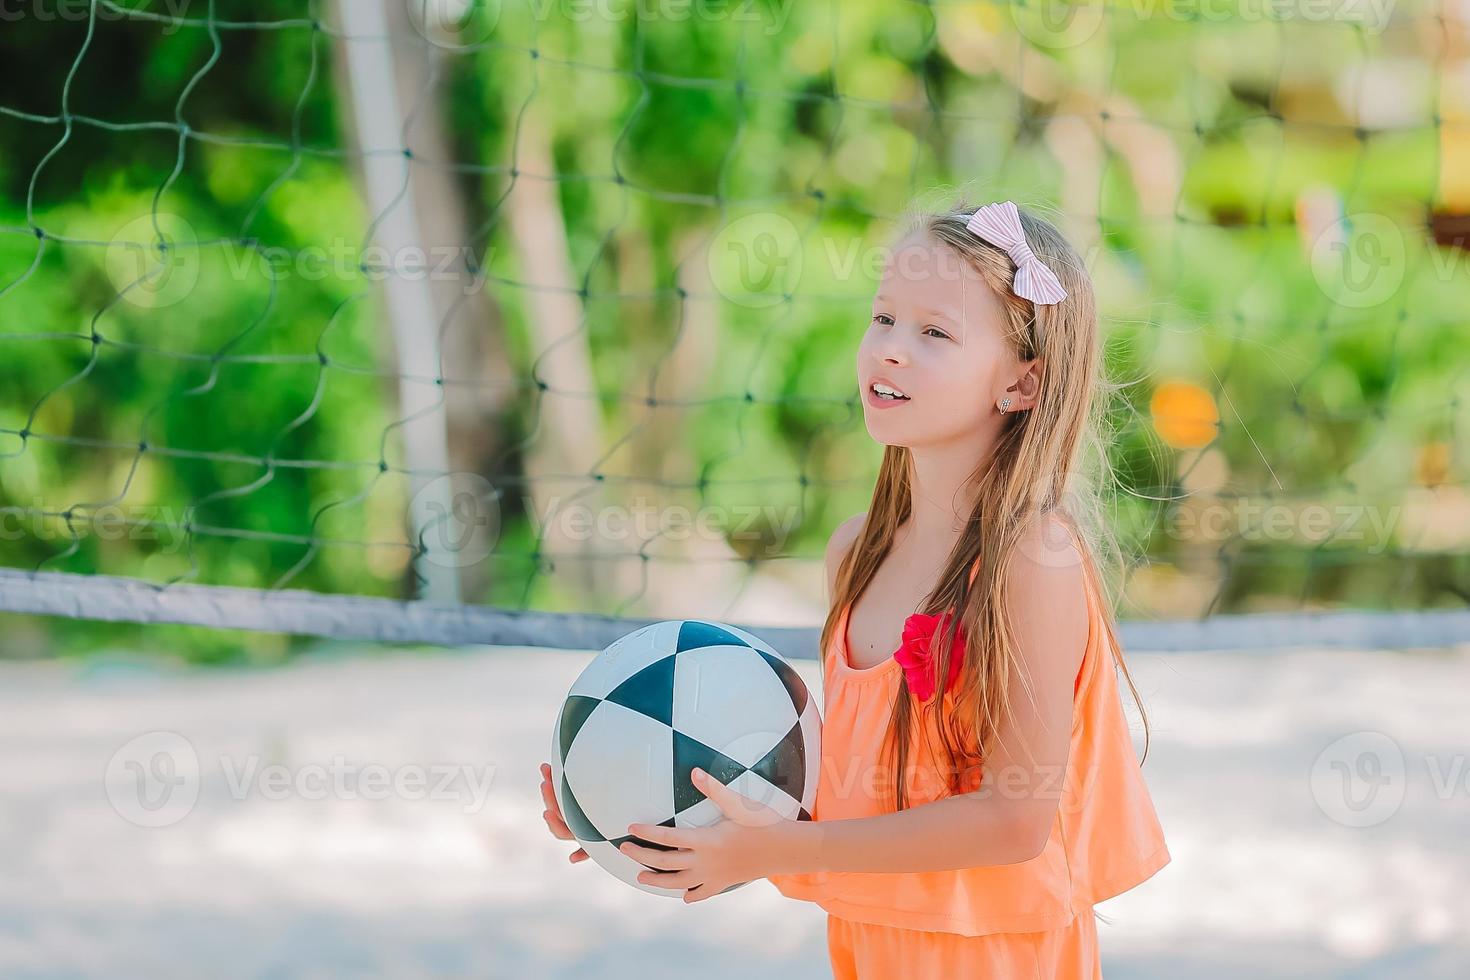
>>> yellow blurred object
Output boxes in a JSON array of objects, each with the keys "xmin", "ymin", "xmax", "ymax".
[
  {"xmin": 1440, "ymin": 127, "xmax": 1470, "ymax": 212},
  {"xmin": 1415, "ymin": 441, "xmax": 1452, "ymax": 487},
  {"xmin": 1150, "ymin": 381, "xmax": 1219, "ymax": 449}
]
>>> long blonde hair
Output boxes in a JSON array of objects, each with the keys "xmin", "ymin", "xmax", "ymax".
[{"xmin": 820, "ymin": 197, "xmax": 1152, "ymax": 812}]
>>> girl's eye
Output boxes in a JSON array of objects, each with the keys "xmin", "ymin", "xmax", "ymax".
[{"xmin": 870, "ymin": 315, "xmax": 948, "ymax": 340}]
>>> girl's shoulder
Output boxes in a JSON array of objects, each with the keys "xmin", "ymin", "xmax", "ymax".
[
  {"xmin": 823, "ymin": 511, "xmax": 867, "ymax": 598},
  {"xmin": 826, "ymin": 511, "xmax": 867, "ymax": 558}
]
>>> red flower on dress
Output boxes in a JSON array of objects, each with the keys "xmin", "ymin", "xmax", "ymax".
[{"xmin": 893, "ymin": 610, "xmax": 967, "ymax": 702}]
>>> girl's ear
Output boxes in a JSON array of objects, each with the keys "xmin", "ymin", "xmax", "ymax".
[{"xmin": 1005, "ymin": 357, "xmax": 1043, "ymax": 411}]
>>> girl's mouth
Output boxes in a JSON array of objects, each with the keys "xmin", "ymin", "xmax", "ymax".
[{"xmin": 865, "ymin": 381, "xmax": 911, "ymax": 409}]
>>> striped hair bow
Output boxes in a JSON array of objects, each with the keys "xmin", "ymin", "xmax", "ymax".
[{"xmin": 963, "ymin": 201, "xmax": 1068, "ymax": 305}]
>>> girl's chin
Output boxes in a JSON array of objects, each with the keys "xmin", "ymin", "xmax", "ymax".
[
  {"xmin": 863, "ymin": 422, "xmax": 916, "ymax": 447},
  {"xmin": 864, "ymin": 418, "xmax": 977, "ymax": 449}
]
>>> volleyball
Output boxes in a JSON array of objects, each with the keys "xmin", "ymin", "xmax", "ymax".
[{"xmin": 550, "ymin": 620, "xmax": 821, "ymax": 898}]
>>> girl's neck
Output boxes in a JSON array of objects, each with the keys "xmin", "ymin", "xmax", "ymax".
[
  {"xmin": 904, "ymin": 465, "xmax": 983, "ymax": 544},
  {"xmin": 903, "ymin": 430, "xmax": 997, "ymax": 543}
]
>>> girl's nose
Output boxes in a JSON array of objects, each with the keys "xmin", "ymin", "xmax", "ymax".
[{"xmin": 878, "ymin": 332, "xmax": 910, "ymax": 365}]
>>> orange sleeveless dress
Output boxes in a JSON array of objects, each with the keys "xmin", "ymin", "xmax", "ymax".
[{"xmin": 767, "ymin": 529, "xmax": 1170, "ymax": 977}]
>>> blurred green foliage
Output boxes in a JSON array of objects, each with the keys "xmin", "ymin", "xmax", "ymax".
[{"xmin": 0, "ymin": 0, "xmax": 1466, "ymax": 662}]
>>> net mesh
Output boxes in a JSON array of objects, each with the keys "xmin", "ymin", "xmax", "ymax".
[{"xmin": 1, "ymin": 0, "xmax": 1467, "ymax": 655}]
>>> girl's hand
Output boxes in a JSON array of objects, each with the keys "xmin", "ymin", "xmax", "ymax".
[
  {"xmin": 619, "ymin": 767, "xmax": 795, "ymax": 903},
  {"xmin": 539, "ymin": 762, "xmax": 589, "ymax": 865}
]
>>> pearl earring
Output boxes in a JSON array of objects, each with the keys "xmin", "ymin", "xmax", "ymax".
[{"xmin": 999, "ymin": 398, "xmax": 1012, "ymax": 414}]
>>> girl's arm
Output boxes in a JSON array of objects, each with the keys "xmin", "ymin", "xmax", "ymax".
[{"xmin": 770, "ymin": 519, "xmax": 1088, "ymax": 875}]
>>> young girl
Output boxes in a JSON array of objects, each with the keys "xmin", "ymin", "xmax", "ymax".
[{"xmin": 540, "ymin": 198, "xmax": 1169, "ymax": 977}]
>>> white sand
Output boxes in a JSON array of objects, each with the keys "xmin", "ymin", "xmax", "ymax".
[{"xmin": 2, "ymin": 641, "xmax": 1467, "ymax": 979}]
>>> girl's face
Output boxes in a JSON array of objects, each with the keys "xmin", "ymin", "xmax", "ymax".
[{"xmin": 859, "ymin": 234, "xmax": 1027, "ymax": 448}]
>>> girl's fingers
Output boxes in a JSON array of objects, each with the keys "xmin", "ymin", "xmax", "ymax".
[
  {"xmin": 617, "ymin": 840, "xmax": 692, "ymax": 871},
  {"xmin": 541, "ymin": 790, "xmax": 562, "ymax": 823},
  {"xmin": 541, "ymin": 766, "xmax": 589, "ymax": 864},
  {"xmin": 543, "ymin": 809, "xmax": 574, "ymax": 840},
  {"xmin": 539, "ymin": 782, "xmax": 564, "ymax": 822},
  {"xmin": 539, "ymin": 766, "xmax": 574, "ymax": 838},
  {"xmin": 538, "ymin": 768, "xmax": 559, "ymax": 810},
  {"xmin": 637, "ymin": 868, "xmax": 698, "ymax": 888},
  {"xmin": 626, "ymin": 821, "xmax": 694, "ymax": 848}
]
